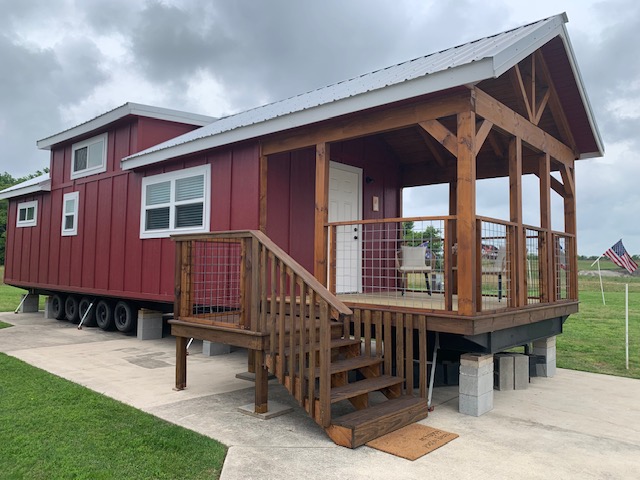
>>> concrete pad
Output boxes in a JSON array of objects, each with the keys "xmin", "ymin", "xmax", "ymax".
[
  {"xmin": 238, "ymin": 401, "xmax": 294, "ymax": 419},
  {"xmin": 2, "ymin": 311, "xmax": 640, "ymax": 480}
]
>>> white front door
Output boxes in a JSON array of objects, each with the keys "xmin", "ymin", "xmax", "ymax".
[{"xmin": 329, "ymin": 162, "xmax": 362, "ymax": 293}]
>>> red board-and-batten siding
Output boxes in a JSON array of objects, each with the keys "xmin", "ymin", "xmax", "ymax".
[
  {"xmin": 266, "ymin": 136, "xmax": 402, "ymax": 278},
  {"xmin": 5, "ymin": 117, "xmax": 260, "ymax": 304}
]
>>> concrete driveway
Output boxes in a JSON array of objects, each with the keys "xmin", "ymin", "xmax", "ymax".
[{"xmin": 1, "ymin": 311, "xmax": 639, "ymax": 479}]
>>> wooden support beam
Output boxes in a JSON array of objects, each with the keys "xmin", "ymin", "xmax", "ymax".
[
  {"xmin": 550, "ymin": 175, "xmax": 566, "ymax": 198},
  {"xmin": 175, "ymin": 336, "xmax": 187, "ymax": 390},
  {"xmin": 539, "ymin": 153, "xmax": 552, "ymax": 303},
  {"xmin": 263, "ymin": 92, "xmax": 473, "ymax": 156},
  {"xmin": 474, "ymin": 88, "xmax": 575, "ymax": 165},
  {"xmin": 533, "ymin": 88, "xmax": 551, "ymax": 125},
  {"xmin": 474, "ymin": 119, "xmax": 493, "ymax": 156},
  {"xmin": 534, "ymin": 51, "xmax": 578, "ymax": 154},
  {"xmin": 314, "ymin": 143, "xmax": 330, "ymax": 285},
  {"xmin": 259, "ymin": 153, "xmax": 268, "ymax": 232},
  {"xmin": 416, "ymin": 126, "xmax": 446, "ymax": 167},
  {"xmin": 513, "ymin": 64, "xmax": 534, "ymax": 122},
  {"xmin": 487, "ymin": 130, "xmax": 505, "ymax": 158},
  {"xmin": 456, "ymin": 110, "xmax": 477, "ymax": 316},
  {"xmin": 254, "ymin": 349, "xmax": 269, "ymax": 414},
  {"xmin": 559, "ymin": 163, "xmax": 575, "ymax": 199},
  {"xmin": 509, "ymin": 137, "xmax": 526, "ymax": 307},
  {"xmin": 418, "ymin": 120, "xmax": 458, "ymax": 157}
]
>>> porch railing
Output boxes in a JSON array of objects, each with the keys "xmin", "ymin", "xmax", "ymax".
[
  {"xmin": 173, "ymin": 230, "xmax": 352, "ymax": 427},
  {"xmin": 328, "ymin": 215, "xmax": 577, "ymax": 314}
]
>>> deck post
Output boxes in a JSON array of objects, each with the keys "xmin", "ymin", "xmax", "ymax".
[
  {"xmin": 509, "ymin": 136, "xmax": 525, "ymax": 307},
  {"xmin": 314, "ymin": 142, "xmax": 330, "ymax": 285},
  {"xmin": 456, "ymin": 110, "xmax": 477, "ymax": 315},
  {"xmin": 254, "ymin": 349, "xmax": 269, "ymax": 414},
  {"xmin": 175, "ymin": 336, "xmax": 187, "ymax": 390},
  {"xmin": 539, "ymin": 153, "xmax": 552, "ymax": 303}
]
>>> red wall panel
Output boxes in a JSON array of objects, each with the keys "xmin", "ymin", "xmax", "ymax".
[
  {"xmin": 81, "ymin": 181, "xmax": 98, "ymax": 287},
  {"xmin": 95, "ymin": 177, "xmax": 113, "ymax": 291},
  {"xmin": 230, "ymin": 144, "xmax": 260, "ymax": 230}
]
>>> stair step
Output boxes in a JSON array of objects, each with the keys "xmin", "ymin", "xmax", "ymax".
[
  {"xmin": 281, "ymin": 337, "xmax": 361, "ymax": 356},
  {"xmin": 326, "ymin": 396, "xmax": 429, "ymax": 448},
  {"xmin": 311, "ymin": 356, "xmax": 382, "ymax": 378},
  {"xmin": 329, "ymin": 375, "xmax": 403, "ymax": 404}
]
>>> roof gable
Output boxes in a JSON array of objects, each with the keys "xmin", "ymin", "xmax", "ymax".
[{"xmin": 116, "ymin": 13, "xmax": 599, "ymax": 168}]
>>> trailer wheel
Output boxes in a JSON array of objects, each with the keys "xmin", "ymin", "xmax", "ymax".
[
  {"xmin": 95, "ymin": 300, "xmax": 114, "ymax": 331},
  {"xmin": 114, "ymin": 301, "xmax": 137, "ymax": 333},
  {"xmin": 64, "ymin": 295, "xmax": 80, "ymax": 323},
  {"xmin": 78, "ymin": 297, "xmax": 97, "ymax": 327},
  {"xmin": 50, "ymin": 294, "xmax": 66, "ymax": 320}
]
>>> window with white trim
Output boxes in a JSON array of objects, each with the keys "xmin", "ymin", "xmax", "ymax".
[
  {"xmin": 140, "ymin": 164, "xmax": 211, "ymax": 239},
  {"xmin": 61, "ymin": 191, "xmax": 79, "ymax": 236},
  {"xmin": 17, "ymin": 200, "xmax": 38, "ymax": 228},
  {"xmin": 71, "ymin": 133, "xmax": 107, "ymax": 179}
]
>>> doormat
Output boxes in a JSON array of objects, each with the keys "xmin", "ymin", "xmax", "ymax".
[{"xmin": 366, "ymin": 424, "xmax": 458, "ymax": 460}]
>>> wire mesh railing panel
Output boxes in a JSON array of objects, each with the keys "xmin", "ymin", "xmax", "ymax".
[
  {"xmin": 479, "ymin": 220, "xmax": 511, "ymax": 311},
  {"xmin": 330, "ymin": 218, "xmax": 447, "ymax": 310},
  {"xmin": 525, "ymin": 228, "xmax": 542, "ymax": 305},
  {"xmin": 190, "ymin": 239, "xmax": 243, "ymax": 325},
  {"xmin": 554, "ymin": 234, "xmax": 572, "ymax": 300}
]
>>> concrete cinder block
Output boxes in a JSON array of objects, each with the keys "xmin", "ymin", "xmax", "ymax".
[
  {"xmin": 19, "ymin": 294, "xmax": 39, "ymax": 313},
  {"xmin": 460, "ymin": 362, "xmax": 493, "ymax": 377},
  {"xmin": 459, "ymin": 390, "xmax": 493, "ymax": 416},
  {"xmin": 494, "ymin": 354, "xmax": 514, "ymax": 391},
  {"xmin": 44, "ymin": 296, "xmax": 55, "ymax": 319},
  {"xmin": 137, "ymin": 309, "xmax": 164, "ymax": 341},
  {"xmin": 460, "ymin": 353, "xmax": 494, "ymax": 368},
  {"xmin": 202, "ymin": 341, "xmax": 231, "ymax": 356},
  {"xmin": 512, "ymin": 353, "xmax": 529, "ymax": 389},
  {"xmin": 533, "ymin": 336, "xmax": 557, "ymax": 378}
]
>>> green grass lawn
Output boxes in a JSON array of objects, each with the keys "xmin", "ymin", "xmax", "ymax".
[
  {"xmin": 0, "ymin": 354, "xmax": 226, "ymax": 479},
  {"xmin": 558, "ymin": 271, "xmax": 640, "ymax": 379}
]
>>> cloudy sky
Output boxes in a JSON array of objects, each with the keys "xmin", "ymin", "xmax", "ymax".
[{"xmin": 1, "ymin": 0, "xmax": 638, "ymax": 255}]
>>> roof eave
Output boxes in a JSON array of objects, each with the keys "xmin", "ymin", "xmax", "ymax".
[
  {"xmin": 36, "ymin": 103, "xmax": 215, "ymax": 151},
  {"xmin": 121, "ymin": 59, "xmax": 495, "ymax": 170},
  {"xmin": 0, "ymin": 179, "xmax": 51, "ymax": 200}
]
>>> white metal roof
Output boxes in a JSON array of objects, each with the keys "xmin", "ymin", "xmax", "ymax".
[
  {"xmin": 0, "ymin": 174, "xmax": 51, "ymax": 200},
  {"xmin": 120, "ymin": 13, "xmax": 600, "ymax": 169},
  {"xmin": 37, "ymin": 103, "xmax": 216, "ymax": 150}
]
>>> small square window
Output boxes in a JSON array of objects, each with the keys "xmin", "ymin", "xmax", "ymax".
[
  {"xmin": 16, "ymin": 201, "xmax": 37, "ymax": 228},
  {"xmin": 62, "ymin": 191, "xmax": 79, "ymax": 236},
  {"xmin": 71, "ymin": 133, "xmax": 107, "ymax": 179}
]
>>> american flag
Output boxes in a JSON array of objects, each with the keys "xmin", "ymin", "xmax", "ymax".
[{"xmin": 603, "ymin": 239, "xmax": 638, "ymax": 274}]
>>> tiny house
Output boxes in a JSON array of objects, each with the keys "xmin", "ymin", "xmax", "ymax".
[{"xmin": 2, "ymin": 14, "xmax": 602, "ymax": 447}]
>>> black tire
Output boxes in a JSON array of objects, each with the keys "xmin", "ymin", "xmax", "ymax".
[
  {"xmin": 64, "ymin": 295, "xmax": 80, "ymax": 323},
  {"xmin": 95, "ymin": 300, "xmax": 115, "ymax": 331},
  {"xmin": 50, "ymin": 294, "xmax": 66, "ymax": 320},
  {"xmin": 78, "ymin": 297, "xmax": 97, "ymax": 327},
  {"xmin": 114, "ymin": 301, "xmax": 137, "ymax": 333}
]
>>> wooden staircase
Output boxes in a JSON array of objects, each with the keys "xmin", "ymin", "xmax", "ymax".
[
  {"xmin": 266, "ymin": 315, "xmax": 429, "ymax": 448},
  {"xmin": 172, "ymin": 230, "xmax": 429, "ymax": 449}
]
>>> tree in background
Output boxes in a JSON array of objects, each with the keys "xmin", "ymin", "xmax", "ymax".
[{"xmin": 0, "ymin": 169, "xmax": 49, "ymax": 265}]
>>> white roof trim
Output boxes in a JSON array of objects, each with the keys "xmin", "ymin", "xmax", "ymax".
[
  {"xmin": 0, "ymin": 174, "xmax": 51, "ymax": 200},
  {"xmin": 37, "ymin": 103, "xmax": 216, "ymax": 150}
]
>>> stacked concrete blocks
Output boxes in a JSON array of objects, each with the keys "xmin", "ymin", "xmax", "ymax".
[
  {"xmin": 533, "ymin": 336, "xmax": 556, "ymax": 377},
  {"xmin": 137, "ymin": 309, "xmax": 164, "ymax": 340},
  {"xmin": 494, "ymin": 353, "xmax": 529, "ymax": 390},
  {"xmin": 459, "ymin": 353, "xmax": 494, "ymax": 416},
  {"xmin": 202, "ymin": 340, "xmax": 231, "ymax": 356},
  {"xmin": 19, "ymin": 293, "xmax": 39, "ymax": 313}
]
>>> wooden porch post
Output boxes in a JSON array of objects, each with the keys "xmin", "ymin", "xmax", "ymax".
[
  {"xmin": 509, "ymin": 137, "xmax": 525, "ymax": 307},
  {"xmin": 314, "ymin": 142, "xmax": 330, "ymax": 285},
  {"xmin": 539, "ymin": 153, "xmax": 552, "ymax": 302},
  {"xmin": 259, "ymin": 153, "xmax": 268, "ymax": 233},
  {"xmin": 456, "ymin": 111, "xmax": 477, "ymax": 315},
  {"xmin": 563, "ymin": 165, "xmax": 578, "ymax": 298}
]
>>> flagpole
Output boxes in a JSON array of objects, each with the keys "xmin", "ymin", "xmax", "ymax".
[
  {"xmin": 625, "ymin": 283, "xmax": 629, "ymax": 370},
  {"xmin": 590, "ymin": 255, "xmax": 603, "ymax": 267},
  {"xmin": 596, "ymin": 258, "xmax": 605, "ymax": 306}
]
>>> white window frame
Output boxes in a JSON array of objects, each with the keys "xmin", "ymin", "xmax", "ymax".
[
  {"xmin": 70, "ymin": 133, "xmax": 108, "ymax": 179},
  {"xmin": 61, "ymin": 191, "xmax": 79, "ymax": 236},
  {"xmin": 140, "ymin": 164, "xmax": 211, "ymax": 239},
  {"xmin": 16, "ymin": 200, "xmax": 38, "ymax": 228}
]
